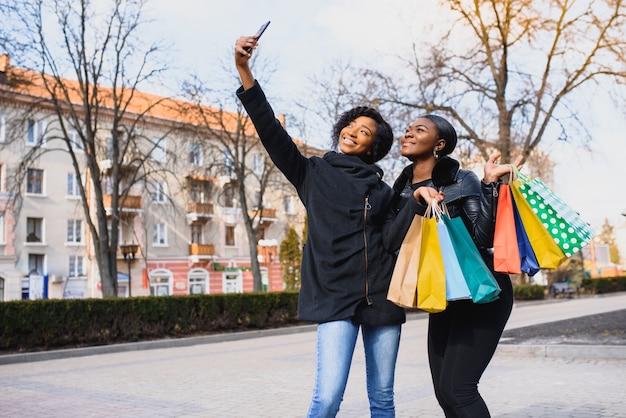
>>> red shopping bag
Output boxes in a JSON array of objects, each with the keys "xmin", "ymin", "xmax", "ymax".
[{"xmin": 494, "ymin": 184, "xmax": 521, "ymax": 274}]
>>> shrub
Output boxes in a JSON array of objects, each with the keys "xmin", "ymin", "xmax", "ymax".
[
  {"xmin": 580, "ymin": 276, "xmax": 626, "ymax": 294},
  {"xmin": 514, "ymin": 284, "xmax": 545, "ymax": 300},
  {"xmin": 0, "ymin": 291, "xmax": 301, "ymax": 353}
]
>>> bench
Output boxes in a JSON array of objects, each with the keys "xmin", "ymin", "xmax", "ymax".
[{"xmin": 549, "ymin": 281, "xmax": 578, "ymax": 298}]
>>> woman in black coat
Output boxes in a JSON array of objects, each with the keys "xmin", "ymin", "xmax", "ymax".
[
  {"xmin": 235, "ymin": 35, "xmax": 405, "ymax": 418},
  {"xmin": 386, "ymin": 114, "xmax": 522, "ymax": 417}
]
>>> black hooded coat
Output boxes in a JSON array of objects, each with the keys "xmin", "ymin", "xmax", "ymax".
[{"xmin": 237, "ymin": 82, "xmax": 405, "ymax": 325}]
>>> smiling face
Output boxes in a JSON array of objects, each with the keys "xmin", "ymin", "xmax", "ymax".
[
  {"xmin": 338, "ymin": 116, "xmax": 378, "ymax": 157},
  {"xmin": 401, "ymin": 117, "xmax": 445, "ymax": 160}
]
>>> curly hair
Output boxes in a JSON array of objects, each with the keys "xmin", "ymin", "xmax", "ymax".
[{"xmin": 331, "ymin": 106, "xmax": 393, "ymax": 164}]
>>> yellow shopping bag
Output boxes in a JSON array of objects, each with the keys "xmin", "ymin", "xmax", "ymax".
[{"xmin": 416, "ymin": 209, "xmax": 447, "ymax": 313}]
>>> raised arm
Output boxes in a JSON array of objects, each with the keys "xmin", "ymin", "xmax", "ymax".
[{"xmin": 234, "ymin": 36, "xmax": 259, "ymax": 90}]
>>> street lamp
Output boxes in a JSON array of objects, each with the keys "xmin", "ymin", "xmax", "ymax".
[{"xmin": 120, "ymin": 243, "xmax": 139, "ymax": 297}]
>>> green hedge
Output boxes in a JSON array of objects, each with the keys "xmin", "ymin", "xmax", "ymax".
[
  {"xmin": 581, "ymin": 276, "xmax": 626, "ymax": 294},
  {"xmin": 0, "ymin": 292, "xmax": 300, "ymax": 353},
  {"xmin": 513, "ymin": 284, "xmax": 545, "ymax": 300}
]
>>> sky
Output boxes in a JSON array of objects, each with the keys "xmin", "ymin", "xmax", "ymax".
[{"xmin": 145, "ymin": 0, "xmax": 626, "ymax": 252}]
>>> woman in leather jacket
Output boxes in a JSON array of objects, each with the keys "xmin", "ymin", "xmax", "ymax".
[
  {"xmin": 387, "ymin": 114, "xmax": 522, "ymax": 417},
  {"xmin": 235, "ymin": 35, "xmax": 405, "ymax": 417}
]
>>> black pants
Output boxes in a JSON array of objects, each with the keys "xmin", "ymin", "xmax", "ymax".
[{"xmin": 427, "ymin": 273, "xmax": 513, "ymax": 418}]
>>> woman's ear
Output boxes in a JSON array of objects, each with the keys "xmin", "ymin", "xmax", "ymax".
[{"xmin": 435, "ymin": 139, "xmax": 446, "ymax": 152}]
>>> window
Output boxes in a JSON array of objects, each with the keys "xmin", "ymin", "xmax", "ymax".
[
  {"xmin": 225, "ymin": 225, "xmax": 236, "ymax": 247},
  {"xmin": 0, "ymin": 114, "xmax": 5, "ymax": 143},
  {"xmin": 223, "ymin": 184, "xmax": 235, "ymax": 208},
  {"xmin": 153, "ymin": 181, "xmax": 167, "ymax": 203},
  {"xmin": 69, "ymin": 255, "xmax": 84, "ymax": 277},
  {"xmin": 151, "ymin": 137, "xmax": 166, "ymax": 162},
  {"xmin": 27, "ymin": 168, "xmax": 44, "ymax": 194},
  {"xmin": 67, "ymin": 126, "xmax": 84, "ymax": 152},
  {"xmin": 26, "ymin": 217, "xmax": 43, "ymax": 243},
  {"xmin": 190, "ymin": 180, "xmax": 210, "ymax": 203},
  {"xmin": 28, "ymin": 253, "xmax": 45, "ymax": 275},
  {"xmin": 191, "ymin": 223, "xmax": 203, "ymax": 244},
  {"xmin": 67, "ymin": 219, "xmax": 83, "ymax": 243},
  {"xmin": 189, "ymin": 143, "xmax": 202, "ymax": 165},
  {"xmin": 26, "ymin": 119, "xmax": 46, "ymax": 146},
  {"xmin": 283, "ymin": 195, "xmax": 296, "ymax": 215},
  {"xmin": 188, "ymin": 269, "xmax": 208, "ymax": 295},
  {"xmin": 254, "ymin": 190, "xmax": 261, "ymax": 208},
  {"xmin": 67, "ymin": 172, "xmax": 81, "ymax": 197},
  {"xmin": 153, "ymin": 223, "xmax": 167, "ymax": 246},
  {"xmin": 149, "ymin": 269, "xmax": 172, "ymax": 296},
  {"xmin": 223, "ymin": 149, "xmax": 234, "ymax": 176},
  {"xmin": 253, "ymin": 153, "xmax": 264, "ymax": 175}
]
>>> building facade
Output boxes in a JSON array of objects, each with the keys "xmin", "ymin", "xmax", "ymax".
[{"xmin": 0, "ymin": 54, "xmax": 318, "ymax": 301}]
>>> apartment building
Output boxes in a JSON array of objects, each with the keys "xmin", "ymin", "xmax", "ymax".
[{"xmin": 0, "ymin": 54, "xmax": 318, "ymax": 301}]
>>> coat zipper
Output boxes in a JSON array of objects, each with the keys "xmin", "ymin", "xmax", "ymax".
[{"xmin": 363, "ymin": 195, "xmax": 373, "ymax": 305}]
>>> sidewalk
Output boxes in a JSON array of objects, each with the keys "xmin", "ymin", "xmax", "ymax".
[{"xmin": 0, "ymin": 293, "xmax": 625, "ymax": 417}]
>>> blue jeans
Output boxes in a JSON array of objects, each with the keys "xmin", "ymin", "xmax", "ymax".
[{"xmin": 307, "ymin": 320, "xmax": 401, "ymax": 418}]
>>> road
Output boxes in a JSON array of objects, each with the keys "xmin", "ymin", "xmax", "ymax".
[{"xmin": 0, "ymin": 293, "xmax": 625, "ymax": 417}]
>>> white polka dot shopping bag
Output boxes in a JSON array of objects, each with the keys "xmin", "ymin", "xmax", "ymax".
[{"xmin": 510, "ymin": 167, "xmax": 593, "ymax": 259}]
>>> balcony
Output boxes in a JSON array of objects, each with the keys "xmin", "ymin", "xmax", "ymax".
[
  {"xmin": 255, "ymin": 207, "xmax": 277, "ymax": 224},
  {"xmin": 100, "ymin": 152, "xmax": 142, "ymax": 175},
  {"xmin": 186, "ymin": 202, "xmax": 215, "ymax": 224},
  {"xmin": 189, "ymin": 243, "xmax": 215, "ymax": 256},
  {"xmin": 103, "ymin": 194, "xmax": 143, "ymax": 215}
]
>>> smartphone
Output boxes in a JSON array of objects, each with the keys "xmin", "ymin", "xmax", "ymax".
[{"xmin": 244, "ymin": 21, "xmax": 270, "ymax": 53}]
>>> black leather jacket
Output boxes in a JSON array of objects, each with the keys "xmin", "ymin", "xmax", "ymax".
[{"xmin": 384, "ymin": 156, "xmax": 499, "ymax": 262}]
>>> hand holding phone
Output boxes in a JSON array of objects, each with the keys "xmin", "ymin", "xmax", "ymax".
[{"xmin": 244, "ymin": 21, "xmax": 270, "ymax": 53}]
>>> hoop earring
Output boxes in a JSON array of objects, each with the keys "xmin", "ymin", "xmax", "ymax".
[{"xmin": 433, "ymin": 149, "xmax": 438, "ymax": 160}]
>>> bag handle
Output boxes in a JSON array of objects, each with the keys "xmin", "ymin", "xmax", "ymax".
[
  {"xmin": 511, "ymin": 164, "xmax": 528, "ymax": 183},
  {"xmin": 427, "ymin": 199, "xmax": 448, "ymax": 222}
]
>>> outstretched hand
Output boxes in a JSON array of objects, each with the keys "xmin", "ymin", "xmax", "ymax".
[{"xmin": 483, "ymin": 152, "xmax": 524, "ymax": 183}]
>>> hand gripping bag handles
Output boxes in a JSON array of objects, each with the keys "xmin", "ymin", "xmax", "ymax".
[
  {"xmin": 387, "ymin": 214, "xmax": 423, "ymax": 309},
  {"xmin": 416, "ymin": 202, "xmax": 448, "ymax": 313},
  {"xmin": 441, "ymin": 204, "xmax": 501, "ymax": 304}
]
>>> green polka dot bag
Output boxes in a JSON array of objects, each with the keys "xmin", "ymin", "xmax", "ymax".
[{"xmin": 513, "ymin": 168, "xmax": 593, "ymax": 258}]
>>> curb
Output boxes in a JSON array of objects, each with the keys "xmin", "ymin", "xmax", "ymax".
[
  {"xmin": 496, "ymin": 343, "xmax": 626, "ymax": 359},
  {"xmin": 0, "ymin": 323, "xmax": 318, "ymax": 366}
]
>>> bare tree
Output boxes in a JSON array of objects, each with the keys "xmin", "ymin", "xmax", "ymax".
[
  {"xmin": 320, "ymin": 0, "xmax": 626, "ymax": 169},
  {"xmin": 2, "ymin": 0, "xmax": 171, "ymax": 296},
  {"xmin": 412, "ymin": 0, "xmax": 626, "ymax": 161},
  {"xmin": 180, "ymin": 57, "xmax": 289, "ymax": 292}
]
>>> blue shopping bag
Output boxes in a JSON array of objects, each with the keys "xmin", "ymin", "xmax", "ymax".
[
  {"xmin": 437, "ymin": 219, "xmax": 471, "ymax": 301},
  {"xmin": 511, "ymin": 194, "xmax": 541, "ymax": 276}
]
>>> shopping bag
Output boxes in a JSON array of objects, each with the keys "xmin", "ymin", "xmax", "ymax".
[
  {"xmin": 510, "ymin": 181, "xmax": 566, "ymax": 268},
  {"xmin": 387, "ymin": 215, "xmax": 422, "ymax": 308},
  {"xmin": 516, "ymin": 179, "xmax": 592, "ymax": 257},
  {"xmin": 437, "ymin": 217, "xmax": 471, "ymax": 301},
  {"xmin": 512, "ymin": 167, "xmax": 592, "ymax": 257},
  {"xmin": 493, "ymin": 184, "xmax": 522, "ymax": 274},
  {"xmin": 511, "ymin": 196, "xmax": 541, "ymax": 276},
  {"xmin": 441, "ymin": 213, "xmax": 501, "ymax": 304},
  {"xmin": 416, "ymin": 205, "xmax": 447, "ymax": 313}
]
